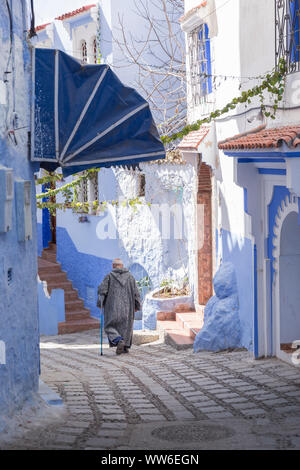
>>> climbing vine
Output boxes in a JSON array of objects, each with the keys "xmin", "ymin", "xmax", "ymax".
[
  {"xmin": 161, "ymin": 59, "xmax": 288, "ymax": 144},
  {"xmin": 36, "ymin": 168, "xmax": 146, "ymax": 214}
]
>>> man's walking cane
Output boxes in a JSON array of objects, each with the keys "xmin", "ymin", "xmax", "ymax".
[{"xmin": 100, "ymin": 299, "xmax": 104, "ymax": 356}]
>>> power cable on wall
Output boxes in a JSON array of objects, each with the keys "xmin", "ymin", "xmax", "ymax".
[{"xmin": 28, "ymin": 0, "xmax": 37, "ymax": 38}]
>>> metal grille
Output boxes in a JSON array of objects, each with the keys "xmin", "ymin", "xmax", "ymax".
[
  {"xmin": 188, "ymin": 24, "xmax": 211, "ymax": 106},
  {"xmin": 89, "ymin": 172, "xmax": 99, "ymax": 202},
  {"xmin": 275, "ymin": 0, "xmax": 300, "ymax": 73},
  {"xmin": 137, "ymin": 173, "xmax": 145, "ymax": 197},
  {"xmin": 93, "ymin": 37, "xmax": 97, "ymax": 64},
  {"xmin": 81, "ymin": 40, "xmax": 87, "ymax": 64},
  {"xmin": 76, "ymin": 173, "xmax": 88, "ymax": 203}
]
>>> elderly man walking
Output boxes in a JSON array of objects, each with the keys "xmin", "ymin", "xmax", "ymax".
[{"xmin": 97, "ymin": 258, "xmax": 141, "ymax": 355}]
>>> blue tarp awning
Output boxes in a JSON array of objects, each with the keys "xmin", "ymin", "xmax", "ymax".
[{"xmin": 31, "ymin": 48, "xmax": 165, "ymax": 176}]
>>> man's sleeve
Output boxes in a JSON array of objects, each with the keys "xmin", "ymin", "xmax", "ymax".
[{"xmin": 97, "ymin": 274, "xmax": 110, "ymax": 307}]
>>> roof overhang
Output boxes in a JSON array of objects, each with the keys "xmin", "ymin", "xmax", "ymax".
[
  {"xmin": 178, "ymin": 123, "xmax": 217, "ymax": 168},
  {"xmin": 219, "ymin": 125, "xmax": 300, "ymax": 197},
  {"xmin": 180, "ymin": 0, "xmax": 218, "ymax": 37},
  {"xmin": 31, "ymin": 48, "xmax": 165, "ymax": 176},
  {"xmin": 56, "ymin": 5, "xmax": 98, "ymax": 39}
]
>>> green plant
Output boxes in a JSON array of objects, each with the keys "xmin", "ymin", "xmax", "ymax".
[
  {"xmin": 161, "ymin": 59, "xmax": 287, "ymax": 145},
  {"xmin": 136, "ymin": 276, "xmax": 151, "ymax": 293}
]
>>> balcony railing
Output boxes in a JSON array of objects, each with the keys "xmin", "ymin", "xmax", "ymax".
[{"xmin": 275, "ymin": 0, "xmax": 300, "ymax": 73}]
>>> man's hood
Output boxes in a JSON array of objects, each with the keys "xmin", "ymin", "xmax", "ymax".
[{"xmin": 111, "ymin": 268, "xmax": 131, "ymax": 287}]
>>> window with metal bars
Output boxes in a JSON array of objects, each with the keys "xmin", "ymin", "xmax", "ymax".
[
  {"xmin": 81, "ymin": 39, "xmax": 87, "ymax": 64},
  {"xmin": 75, "ymin": 172, "xmax": 99, "ymax": 213},
  {"xmin": 275, "ymin": 0, "xmax": 300, "ymax": 72},
  {"xmin": 137, "ymin": 173, "xmax": 146, "ymax": 197},
  {"xmin": 93, "ymin": 37, "xmax": 97, "ymax": 64},
  {"xmin": 188, "ymin": 23, "xmax": 212, "ymax": 106}
]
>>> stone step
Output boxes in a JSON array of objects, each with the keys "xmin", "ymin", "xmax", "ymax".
[
  {"xmin": 39, "ymin": 244, "xmax": 99, "ymax": 335},
  {"xmin": 157, "ymin": 309, "xmax": 196, "ymax": 321},
  {"xmin": 157, "ymin": 311, "xmax": 176, "ymax": 321},
  {"xmin": 46, "ymin": 280, "xmax": 74, "ymax": 292},
  {"xmin": 38, "ymin": 257, "xmax": 61, "ymax": 275},
  {"xmin": 65, "ymin": 308, "xmax": 91, "ymax": 321},
  {"xmin": 45, "ymin": 242, "xmax": 57, "ymax": 252},
  {"xmin": 157, "ymin": 320, "xmax": 194, "ymax": 350},
  {"xmin": 40, "ymin": 271, "xmax": 68, "ymax": 284},
  {"xmin": 157, "ymin": 309, "xmax": 204, "ymax": 350},
  {"xmin": 58, "ymin": 318, "xmax": 100, "ymax": 335},
  {"xmin": 65, "ymin": 299, "xmax": 85, "ymax": 312},
  {"xmin": 64, "ymin": 289, "xmax": 79, "ymax": 302},
  {"xmin": 41, "ymin": 251, "xmax": 57, "ymax": 263},
  {"xmin": 175, "ymin": 312, "xmax": 204, "ymax": 339}
]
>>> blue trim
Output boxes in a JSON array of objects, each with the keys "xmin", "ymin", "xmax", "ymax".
[
  {"xmin": 253, "ymin": 244, "xmax": 259, "ymax": 358},
  {"xmin": 267, "ymin": 186, "xmax": 291, "ymax": 355},
  {"xmin": 243, "ymin": 188, "xmax": 248, "ymax": 214},
  {"xmin": 42, "ymin": 184, "xmax": 51, "ymax": 249},
  {"xmin": 225, "ymin": 150, "xmax": 300, "ymax": 158},
  {"xmin": 258, "ymin": 168, "xmax": 286, "ymax": 175},
  {"xmin": 205, "ymin": 24, "xmax": 212, "ymax": 94},
  {"xmin": 237, "ymin": 158, "xmax": 286, "ymax": 163},
  {"xmin": 290, "ymin": 0, "xmax": 299, "ymax": 63}
]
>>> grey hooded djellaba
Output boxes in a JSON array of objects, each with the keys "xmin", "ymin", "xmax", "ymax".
[{"xmin": 97, "ymin": 268, "xmax": 142, "ymax": 348}]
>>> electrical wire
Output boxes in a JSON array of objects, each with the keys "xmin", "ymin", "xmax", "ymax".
[
  {"xmin": 4, "ymin": 0, "xmax": 13, "ymax": 80},
  {"xmin": 28, "ymin": 0, "xmax": 37, "ymax": 38}
]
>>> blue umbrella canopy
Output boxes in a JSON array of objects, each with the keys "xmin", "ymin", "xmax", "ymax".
[{"xmin": 31, "ymin": 48, "xmax": 165, "ymax": 176}]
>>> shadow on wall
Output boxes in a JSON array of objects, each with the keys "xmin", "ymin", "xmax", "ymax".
[{"xmin": 216, "ymin": 189, "xmax": 254, "ymax": 351}]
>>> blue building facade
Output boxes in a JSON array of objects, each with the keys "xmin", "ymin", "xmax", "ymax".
[{"xmin": 0, "ymin": 1, "xmax": 40, "ymax": 431}]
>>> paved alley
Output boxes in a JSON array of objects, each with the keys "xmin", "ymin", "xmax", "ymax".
[{"xmin": 3, "ymin": 331, "xmax": 300, "ymax": 450}]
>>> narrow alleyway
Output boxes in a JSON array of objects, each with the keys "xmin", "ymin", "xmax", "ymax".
[{"xmin": 3, "ymin": 331, "xmax": 300, "ymax": 450}]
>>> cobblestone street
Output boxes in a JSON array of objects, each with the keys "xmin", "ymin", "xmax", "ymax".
[{"xmin": 3, "ymin": 330, "xmax": 300, "ymax": 450}]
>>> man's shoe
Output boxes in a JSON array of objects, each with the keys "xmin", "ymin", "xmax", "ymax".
[
  {"xmin": 123, "ymin": 347, "xmax": 129, "ymax": 353},
  {"xmin": 116, "ymin": 340, "xmax": 125, "ymax": 355}
]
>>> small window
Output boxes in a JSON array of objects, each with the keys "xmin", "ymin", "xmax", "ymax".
[
  {"xmin": 188, "ymin": 23, "xmax": 212, "ymax": 106},
  {"xmin": 137, "ymin": 173, "xmax": 145, "ymax": 197},
  {"xmin": 7, "ymin": 268, "xmax": 12, "ymax": 286},
  {"xmin": 74, "ymin": 171, "xmax": 99, "ymax": 213},
  {"xmin": 93, "ymin": 37, "xmax": 97, "ymax": 64},
  {"xmin": 76, "ymin": 173, "xmax": 88, "ymax": 203},
  {"xmin": 88, "ymin": 171, "xmax": 99, "ymax": 204},
  {"xmin": 275, "ymin": 0, "xmax": 300, "ymax": 72},
  {"xmin": 80, "ymin": 40, "xmax": 87, "ymax": 64}
]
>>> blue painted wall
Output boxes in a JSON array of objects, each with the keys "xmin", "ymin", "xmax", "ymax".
[
  {"xmin": 0, "ymin": 0, "xmax": 40, "ymax": 431},
  {"xmin": 57, "ymin": 226, "xmax": 112, "ymax": 319},
  {"xmin": 221, "ymin": 229, "xmax": 254, "ymax": 350},
  {"xmin": 38, "ymin": 280, "xmax": 65, "ymax": 336},
  {"xmin": 37, "ymin": 222, "xmax": 43, "ymax": 256}
]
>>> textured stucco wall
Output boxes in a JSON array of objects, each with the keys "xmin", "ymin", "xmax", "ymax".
[
  {"xmin": 221, "ymin": 230, "xmax": 254, "ymax": 350},
  {"xmin": 0, "ymin": 1, "xmax": 39, "ymax": 431},
  {"xmin": 55, "ymin": 162, "xmax": 198, "ymax": 321}
]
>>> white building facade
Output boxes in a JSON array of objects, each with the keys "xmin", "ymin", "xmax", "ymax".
[
  {"xmin": 33, "ymin": 3, "xmax": 197, "ymax": 328},
  {"xmin": 180, "ymin": 0, "xmax": 300, "ymax": 364}
]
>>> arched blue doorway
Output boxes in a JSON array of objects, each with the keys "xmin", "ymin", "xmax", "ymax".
[{"xmin": 279, "ymin": 211, "xmax": 300, "ymax": 350}]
